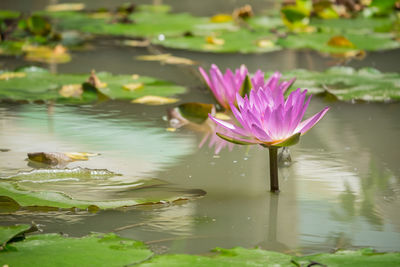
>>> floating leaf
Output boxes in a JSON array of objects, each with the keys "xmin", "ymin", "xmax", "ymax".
[
  {"xmin": 278, "ymin": 32, "xmax": 400, "ymax": 53},
  {"xmin": 23, "ymin": 44, "xmax": 71, "ymax": 64},
  {"xmin": 255, "ymin": 39, "xmax": 275, "ymax": 48},
  {"xmin": 0, "ymin": 224, "xmax": 31, "ymax": 249},
  {"xmin": 46, "ymin": 3, "xmax": 86, "ymax": 12},
  {"xmin": 123, "ymin": 83, "xmax": 144, "ymax": 91},
  {"xmin": 124, "ymin": 39, "xmax": 151, "ymax": 47},
  {"xmin": 327, "ymin": 35, "xmax": 356, "ymax": 48},
  {"xmin": 0, "ymin": 67, "xmax": 185, "ymax": 103},
  {"xmin": 210, "ymin": 14, "xmax": 233, "ymax": 23},
  {"xmin": 0, "ymin": 232, "xmax": 153, "ymax": 266},
  {"xmin": 152, "ymin": 29, "xmax": 281, "ymax": 53},
  {"xmin": 139, "ymin": 247, "xmax": 292, "ymax": 266},
  {"xmin": 25, "ymin": 15, "xmax": 52, "ymax": 36},
  {"xmin": 59, "ymin": 84, "xmax": 83, "ymax": 98},
  {"xmin": 281, "ymin": 67, "xmax": 400, "ymax": 102},
  {"xmin": 136, "ymin": 54, "xmax": 197, "ymax": 65},
  {"xmin": 294, "ymin": 248, "xmax": 400, "ymax": 267},
  {"xmin": 40, "ymin": 8, "xmax": 207, "ymax": 38},
  {"xmin": 132, "ymin": 95, "xmax": 179, "ymax": 105},
  {"xmin": 0, "ymin": 10, "xmax": 21, "ymax": 20},
  {"xmin": 0, "ymin": 72, "xmax": 26, "ymax": 80},
  {"xmin": 205, "ymin": 35, "xmax": 225, "ymax": 46}
]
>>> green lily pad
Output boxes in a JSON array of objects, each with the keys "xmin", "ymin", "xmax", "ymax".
[
  {"xmin": 0, "ymin": 224, "xmax": 30, "ymax": 248},
  {"xmin": 277, "ymin": 31, "xmax": 400, "ymax": 53},
  {"xmin": 281, "ymin": 67, "xmax": 400, "ymax": 102},
  {"xmin": 0, "ymin": 232, "xmax": 153, "ymax": 267},
  {"xmin": 152, "ymin": 28, "xmax": 280, "ymax": 53},
  {"xmin": 310, "ymin": 17, "xmax": 396, "ymax": 33},
  {"xmin": 0, "ymin": 10, "xmax": 21, "ymax": 20},
  {"xmin": 0, "ymin": 67, "xmax": 185, "ymax": 103},
  {"xmin": 294, "ymin": 248, "xmax": 400, "ymax": 267},
  {"xmin": 138, "ymin": 247, "xmax": 292, "ymax": 267},
  {"xmin": 0, "ymin": 167, "xmax": 206, "ymax": 210},
  {"xmin": 40, "ymin": 8, "xmax": 207, "ymax": 38},
  {"xmin": 0, "ymin": 40, "xmax": 25, "ymax": 56}
]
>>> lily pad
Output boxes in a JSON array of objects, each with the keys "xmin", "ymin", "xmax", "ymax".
[
  {"xmin": 152, "ymin": 29, "xmax": 281, "ymax": 53},
  {"xmin": 0, "ymin": 67, "xmax": 185, "ymax": 103},
  {"xmin": 0, "ymin": 232, "xmax": 153, "ymax": 267},
  {"xmin": 138, "ymin": 247, "xmax": 292, "ymax": 266},
  {"xmin": 281, "ymin": 67, "xmax": 400, "ymax": 102},
  {"xmin": 0, "ymin": 224, "xmax": 30, "ymax": 248},
  {"xmin": 40, "ymin": 8, "xmax": 207, "ymax": 38},
  {"xmin": 0, "ymin": 167, "xmax": 205, "ymax": 210},
  {"xmin": 277, "ymin": 31, "xmax": 400, "ymax": 53},
  {"xmin": 294, "ymin": 248, "xmax": 400, "ymax": 267}
]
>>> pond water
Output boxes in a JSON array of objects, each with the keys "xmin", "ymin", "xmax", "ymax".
[{"xmin": 1, "ymin": 0, "xmax": 400, "ymax": 257}]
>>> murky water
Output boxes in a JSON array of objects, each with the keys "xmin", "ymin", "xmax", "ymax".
[{"xmin": 1, "ymin": 0, "xmax": 400, "ymax": 256}]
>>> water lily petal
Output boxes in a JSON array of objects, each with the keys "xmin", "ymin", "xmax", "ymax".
[{"xmin": 296, "ymin": 106, "xmax": 330, "ymax": 135}]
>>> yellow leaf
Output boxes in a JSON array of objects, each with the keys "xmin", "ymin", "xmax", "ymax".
[
  {"xmin": 256, "ymin": 39, "xmax": 275, "ymax": 48},
  {"xmin": 0, "ymin": 72, "xmax": 26, "ymax": 80},
  {"xmin": 214, "ymin": 112, "xmax": 232, "ymax": 120},
  {"xmin": 136, "ymin": 54, "xmax": 196, "ymax": 65},
  {"xmin": 327, "ymin": 35, "xmax": 355, "ymax": 48},
  {"xmin": 131, "ymin": 74, "xmax": 140, "ymax": 80},
  {"xmin": 23, "ymin": 44, "xmax": 71, "ymax": 64},
  {"xmin": 124, "ymin": 40, "xmax": 151, "ymax": 47},
  {"xmin": 166, "ymin": 127, "xmax": 177, "ymax": 132},
  {"xmin": 131, "ymin": 96, "xmax": 179, "ymax": 105},
  {"xmin": 210, "ymin": 14, "xmax": 233, "ymax": 23},
  {"xmin": 59, "ymin": 84, "xmax": 83, "ymax": 98},
  {"xmin": 205, "ymin": 36, "xmax": 225, "ymax": 46},
  {"xmin": 88, "ymin": 12, "xmax": 111, "ymax": 19},
  {"xmin": 46, "ymin": 3, "xmax": 85, "ymax": 12},
  {"xmin": 64, "ymin": 152, "xmax": 99, "ymax": 160},
  {"xmin": 122, "ymin": 83, "xmax": 144, "ymax": 91}
]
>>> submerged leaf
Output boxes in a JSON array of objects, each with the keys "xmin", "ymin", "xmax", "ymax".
[
  {"xmin": 176, "ymin": 103, "xmax": 214, "ymax": 124},
  {"xmin": 132, "ymin": 95, "xmax": 179, "ymax": 105},
  {"xmin": 0, "ymin": 168, "xmax": 205, "ymax": 210}
]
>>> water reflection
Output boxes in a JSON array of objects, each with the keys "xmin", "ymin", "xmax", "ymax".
[{"xmin": 0, "ymin": 103, "xmax": 196, "ymax": 177}]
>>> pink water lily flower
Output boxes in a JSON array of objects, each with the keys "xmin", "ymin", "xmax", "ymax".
[
  {"xmin": 209, "ymin": 88, "xmax": 329, "ymax": 147},
  {"xmin": 199, "ymin": 64, "xmax": 248, "ymax": 110},
  {"xmin": 251, "ymin": 70, "xmax": 296, "ymax": 96}
]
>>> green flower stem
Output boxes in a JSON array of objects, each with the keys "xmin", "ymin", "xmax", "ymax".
[{"xmin": 269, "ymin": 147, "xmax": 279, "ymax": 192}]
